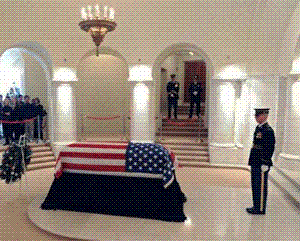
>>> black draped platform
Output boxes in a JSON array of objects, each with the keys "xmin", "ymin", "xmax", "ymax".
[{"xmin": 41, "ymin": 172, "xmax": 186, "ymax": 222}]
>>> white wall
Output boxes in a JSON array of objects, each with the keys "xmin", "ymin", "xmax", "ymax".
[
  {"xmin": 23, "ymin": 50, "xmax": 48, "ymax": 110},
  {"xmin": 75, "ymin": 54, "xmax": 129, "ymax": 138},
  {"xmin": 0, "ymin": 0, "xmax": 297, "ymax": 75}
]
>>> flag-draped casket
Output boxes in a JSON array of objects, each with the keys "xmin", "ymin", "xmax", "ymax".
[{"xmin": 41, "ymin": 142, "xmax": 187, "ymax": 222}]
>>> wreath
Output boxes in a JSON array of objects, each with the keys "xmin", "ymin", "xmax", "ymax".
[{"xmin": 0, "ymin": 143, "xmax": 32, "ymax": 184}]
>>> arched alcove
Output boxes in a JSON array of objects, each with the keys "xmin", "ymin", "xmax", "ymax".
[
  {"xmin": 75, "ymin": 46, "xmax": 129, "ymax": 140},
  {"xmin": 152, "ymin": 43, "xmax": 214, "ymax": 136},
  {"xmin": 0, "ymin": 48, "xmax": 25, "ymax": 97},
  {"xmin": 0, "ymin": 41, "xmax": 52, "ymax": 140}
]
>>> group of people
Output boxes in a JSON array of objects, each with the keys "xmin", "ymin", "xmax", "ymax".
[
  {"xmin": 0, "ymin": 94, "xmax": 47, "ymax": 145},
  {"xmin": 167, "ymin": 74, "xmax": 203, "ymax": 119}
]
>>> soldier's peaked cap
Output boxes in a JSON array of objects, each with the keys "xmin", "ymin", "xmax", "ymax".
[{"xmin": 254, "ymin": 108, "xmax": 270, "ymax": 116}]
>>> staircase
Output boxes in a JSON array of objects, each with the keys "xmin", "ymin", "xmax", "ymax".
[
  {"xmin": 0, "ymin": 142, "xmax": 56, "ymax": 171},
  {"xmin": 158, "ymin": 103, "xmax": 209, "ymax": 166}
]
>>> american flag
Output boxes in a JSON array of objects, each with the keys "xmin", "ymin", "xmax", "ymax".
[
  {"xmin": 126, "ymin": 142, "xmax": 175, "ymax": 187},
  {"xmin": 55, "ymin": 142, "xmax": 175, "ymax": 188}
]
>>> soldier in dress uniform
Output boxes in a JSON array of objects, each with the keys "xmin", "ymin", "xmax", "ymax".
[
  {"xmin": 167, "ymin": 74, "xmax": 180, "ymax": 119},
  {"xmin": 188, "ymin": 75, "xmax": 202, "ymax": 118},
  {"xmin": 246, "ymin": 108, "xmax": 276, "ymax": 215}
]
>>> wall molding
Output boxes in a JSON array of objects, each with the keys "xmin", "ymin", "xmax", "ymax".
[{"xmin": 279, "ymin": 152, "xmax": 300, "ymax": 161}]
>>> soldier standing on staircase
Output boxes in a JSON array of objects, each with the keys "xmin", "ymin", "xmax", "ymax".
[
  {"xmin": 246, "ymin": 108, "xmax": 275, "ymax": 215},
  {"xmin": 188, "ymin": 75, "xmax": 202, "ymax": 119},
  {"xmin": 167, "ymin": 74, "xmax": 180, "ymax": 119}
]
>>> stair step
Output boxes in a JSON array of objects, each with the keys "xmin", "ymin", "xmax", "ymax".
[
  {"xmin": 269, "ymin": 167, "xmax": 300, "ymax": 209},
  {"xmin": 159, "ymin": 140, "xmax": 208, "ymax": 146},
  {"xmin": 30, "ymin": 146, "xmax": 52, "ymax": 152},
  {"xmin": 162, "ymin": 118, "xmax": 203, "ymax": 122},
  {"xmin": 161, "ymin": 127, "xmax": 207, "ymax": 132},
  {"xmin": 30, "ymin": 156, "xmax": 56, "ymax": 164},
  {"xmin": 162, "ymin": 122, "xmax": 201, "ymax": 126},
  {"xmin": 161, "ymin": 131, "xmax": 208, "ymax": 137},
  {"xmin": 173, "ymin": 150, "xmax": 209, "ymax": 156},
  {"xmin": 164, "ymin": 144, "xmax": 208, "ymax": 151},
  {"xmin": 27, "ymin": 162, "xmax": 55, "ymax": 171},
  {"xmin": 179, "ymin": 161, "xmax": 210, "ymax": 167},
  {"xmin": 31, "ymin": 151, "xmax": 54, "ymax": 158},
  {"xmin": 28, "ymin": 142, "xmax": 50, "ymax": 147},
  {"xmin": 176, "ymin": 155, "xmax": 209, "ymax": 162}
]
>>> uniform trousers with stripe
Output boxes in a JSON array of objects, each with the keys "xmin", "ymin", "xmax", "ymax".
[{"xmin": 251, "ymin": 166, "xmax": 270, "ymax": 212}]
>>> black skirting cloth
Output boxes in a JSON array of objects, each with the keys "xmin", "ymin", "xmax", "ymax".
[{"xmin": 41, "ymin": 172, "xmax": 187, "ymax": 222}]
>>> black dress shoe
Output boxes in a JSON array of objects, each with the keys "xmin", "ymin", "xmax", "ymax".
[{"xmin": 246, "ymin": 207, "xmax": 265, "ymax": 215}]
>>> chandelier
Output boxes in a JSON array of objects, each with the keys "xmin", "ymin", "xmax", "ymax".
[{"xmin": 79, "ymin": 5, "xmax": 117, "ymax": 56}]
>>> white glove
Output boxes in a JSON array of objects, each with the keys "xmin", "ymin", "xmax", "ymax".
[
  {"xmin": 261, "ymin": 165, "xmax": 269, "ymax": 172},
  {"xmin": 193, "ymin": 91, "xmax": 198, "ymax": 95}
]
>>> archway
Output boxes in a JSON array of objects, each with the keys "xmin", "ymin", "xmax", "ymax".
[
  {"xmin": 0, "ymin": 41, "xmax": 52, "ymax": 140},
  {"xmin": 75, "ymin": 46, "xmax": 129, "ymax": 140},
  {"xmin": 152, "ymin": 43, "xmax": 214, "ymax": 135}
]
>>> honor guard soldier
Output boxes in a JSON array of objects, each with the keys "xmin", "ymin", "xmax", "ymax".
[
  {"xmin": 247, "ymin": 108, "xmax": 275, "ymax": 215},
  {"xmin": 188, "ymin": 75, "xmax": 202, "ymax": 118},
  {"xmin": 167, "ymin": 74, "xmax": 180, "ymax": 119}
]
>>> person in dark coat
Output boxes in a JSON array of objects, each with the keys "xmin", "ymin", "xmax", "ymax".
[
  {"xmin": 2, "ymin": 98, "xmax": 13, "ymax": 145},
  {"xmin": 24, "ymin": 95, "xmax": 34, "ymax": 140},
  {"xmin": 188, "ymin": 75, "xmax": 202, "ymax": 118},
  {"xmin": 18, "ymin": 95, "xmax": 25, "ymax": 137},
  {"xmin": 11, "ymin": 97, "xmax": 24, "ymax": 142},
  {"xmin": 246, "ymin": 108, "xmax": 276, "ymax": 215},
  {"xmin": 167, "ymin": 74, "xmax": 180, "ymax": 119},
  {"xmin": 34, "ymin": 98, "xmax": 47, "ymax": 140},
  {"xmin": 0, "ymin": 95, "xmax": 3, "ymax": 139}
]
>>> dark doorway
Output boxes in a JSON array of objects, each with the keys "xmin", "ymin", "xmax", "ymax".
[{"xmin": 184, "ymin": 61, "xmax": 206, "ymax": 103}]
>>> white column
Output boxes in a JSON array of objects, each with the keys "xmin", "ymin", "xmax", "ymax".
[
  {"xmin": 130, "ymin": 81, "xmax": 155, "ymax": 143},
  {"xmin": 209, "ymin": 79, "xmax": 241, "ymax": 147},
  {"xmin": 128, "ymin": 64, "xmax": 155, "ymax": 144},
  {"xmin": 277, "ymin": 74, "xmax": 300, "ymax": 170},
  {"xmin": 52, "ymin": 81, "xmax": 77, "ymax": 144},
  {"xmin": 209, "ymin": 79, "xmax": 243, "ymax": 164}
]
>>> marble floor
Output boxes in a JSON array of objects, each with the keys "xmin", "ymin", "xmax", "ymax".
[{"xmin": 0, "ymin": 167, "xmax": 299, "ymax": 240}]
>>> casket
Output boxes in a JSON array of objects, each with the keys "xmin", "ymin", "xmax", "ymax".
[{"xmin": 41, "ymin": 142, "xmax": 187, "ymax": 222}]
